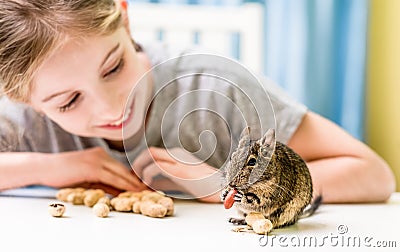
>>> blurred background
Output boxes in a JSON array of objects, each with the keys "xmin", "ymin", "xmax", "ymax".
[{"xmin": 127, "ymin": 0, "xmax": 400, "ymax": 191}]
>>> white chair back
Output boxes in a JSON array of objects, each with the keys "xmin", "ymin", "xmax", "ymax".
[{"xmin": 128, "ymin": 3, "xmax": 264, "ymax": 73}]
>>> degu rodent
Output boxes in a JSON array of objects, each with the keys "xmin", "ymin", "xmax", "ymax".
[{"xmin": 221, "ymin": 127, "xmax": 322, "ymax": 229}]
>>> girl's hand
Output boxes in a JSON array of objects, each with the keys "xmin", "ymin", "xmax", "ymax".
[
  {"xmin": 133, "ymin": 147, "xmax": 223, "ymax": 202},
  {"xmin": 40, "ymin": 147, "xmax": 147, "ymax": 194}
]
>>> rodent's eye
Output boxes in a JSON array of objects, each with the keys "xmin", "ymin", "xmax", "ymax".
[{"xmin": 247, "ymin": 158, "xmax": 257, "ymax": 166}]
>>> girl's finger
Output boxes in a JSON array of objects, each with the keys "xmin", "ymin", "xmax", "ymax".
[
  {"xmin": 142, "ymin": 163, "xmax": 163, "ymax": 185},
  {"xmin": 102, "ymin": 156, "xmax": 145, "ymax": 188},
  {"xmin": 141, "ymin": 161, "xmax": 179, "ymax": 185},
  {"xmin": 132, "ymin": 148, "xmax": 156, "ymax": 177},
  {"xmin": 149, "ymin": 176, "xmax": 187, "ymax": 193},
  {"xmin": 98, "ymin": 167, "xmax": 146, "ymax": 192},
  {"xmin": 148, "ymin": 147, "xmax": 178, "ymax": 163},
  {"xmin": 85, "ymin": 182, "xmax": 123, "ymax": 197},
  {"xmin": 142, "ymin": 161, "xmax": 184, "ymax": 186},
  {"xmin": 151, "ymin": 147, "xmax": 204, "ymax": 166}
]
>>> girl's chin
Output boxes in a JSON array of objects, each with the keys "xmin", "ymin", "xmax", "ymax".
[
  {"xmin": 94, "ymin": 129, "xmax": 129, "ymax": 141},
  {"xmin": 100, "ymin": 135, "xmax": 125, "ymax": 142},
  {"xmin": 100, "ymin": 128, "xmax": 142, "ymax": 142}
]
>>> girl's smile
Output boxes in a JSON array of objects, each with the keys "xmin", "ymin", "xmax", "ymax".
[{"xmin": 98, "ymin": 97, "xmax": 135, "ymax": 130}]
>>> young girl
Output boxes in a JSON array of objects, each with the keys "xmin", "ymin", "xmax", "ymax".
[{"xmin": 0, "ymin": 0, "xmax": 395, "ymax": 202}]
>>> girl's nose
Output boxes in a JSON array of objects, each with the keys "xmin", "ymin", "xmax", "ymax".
[{"xmin": 91, "ymin": 90, "xmax": 124, "ymax": 121}]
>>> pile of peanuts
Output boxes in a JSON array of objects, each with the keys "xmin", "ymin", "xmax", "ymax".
[{"xmin": 49, "ymin": 188, "xmax": 174, "ymax": 218}]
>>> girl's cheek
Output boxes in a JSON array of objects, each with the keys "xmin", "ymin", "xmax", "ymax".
[{"xmin": 138, "ymin": 53, "xmax": 152, "ymax": 71}]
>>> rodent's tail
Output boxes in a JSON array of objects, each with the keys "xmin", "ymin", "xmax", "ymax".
[{"xmin": 300, "ymin": 195, "xmax": 323, "ymax": 218}]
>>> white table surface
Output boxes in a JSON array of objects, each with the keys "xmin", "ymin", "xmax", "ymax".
[{"xmin": 0, "ymin": 191, "xmax": 399, "ymax": 252}]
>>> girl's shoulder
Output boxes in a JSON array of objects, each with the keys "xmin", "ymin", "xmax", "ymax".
[
  {"xmin": 0, "ymin": 96, "xmax": 40, "ymax": 151},
  {"xmin": 0, "ymin": 96, "xmax": 43, "ymax": 127}
]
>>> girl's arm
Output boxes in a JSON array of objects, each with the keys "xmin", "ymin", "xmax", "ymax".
[
  {"xmin": 288, "ymin": 111, "xmax": 396, "ymax": 203},
  {"xmin": 0, "ymin": 152, "xmax": 45, "ymax": 190},
  {"xmin": 132, "ymin": 111, "xmax": 396, "ymax": 204},
  {"xmin": 0, "ymin": 147, "xmax": 147, "ymax": 193}
]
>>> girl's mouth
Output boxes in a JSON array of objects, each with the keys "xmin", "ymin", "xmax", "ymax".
[
  {"xmin": 99, "ymin": 99, "xmax": 135, "ymax": 130},
  {"xmin": 109, "ymin": 107, "xmax": 131, "ymax": 126}
]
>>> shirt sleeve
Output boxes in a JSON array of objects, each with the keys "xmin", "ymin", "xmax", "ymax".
[
  {"xmin": 259, "ymin": 76, "xmax": 308, "ymax": 144},
  {"xmin": 0, "ymin": 117, "xmax": 23, "ymax": 152},
  {"xmin": 227, "ymin": 72, "xmax": 307, "ymax": 145}
]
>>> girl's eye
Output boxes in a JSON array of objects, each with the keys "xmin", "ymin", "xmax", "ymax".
[
  {"xmin": 247, "ymin": 158, "xmax": 257, "ymax": 166},
  {"xmin": 104, "ymin": 58, "xmax": 124, "ymax": 77},
  {"xmin": 58, "ymin": 93, "xmax": 80, "ymax": 113}
]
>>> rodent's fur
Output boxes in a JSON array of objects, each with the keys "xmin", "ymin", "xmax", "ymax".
[{"xmin": 222, "ymin": 127, "xmax": 320, "ymax": 228}]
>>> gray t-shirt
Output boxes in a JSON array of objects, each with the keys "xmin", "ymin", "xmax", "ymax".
[{"xmin": 0, "ymin": 42, "xmax": 307, "ymax": 170}]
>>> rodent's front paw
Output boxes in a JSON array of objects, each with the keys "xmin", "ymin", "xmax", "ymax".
[
  {"xmin": 220, "ymin": 189, "xmax": 229, "ymax": 201},
  {"xmin": 228, "ymin": 217, "xmax": 247, "ymax": 225},
  {"xmin": 234, "ymin": 191, "xmax": 243, "ymax": 202},
  {"xmin": 223, "ymin": 189, "xmax": 244, "ymax": 209}
]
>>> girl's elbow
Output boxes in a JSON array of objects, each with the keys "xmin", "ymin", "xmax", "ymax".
[{"xmin": 374, "ymin": 158, "xmax": 396, "ymax": 202}]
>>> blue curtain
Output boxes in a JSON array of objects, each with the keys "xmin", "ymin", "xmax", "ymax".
[
  {"xmin": 128, "ymin": 0, "xmax": 368, "ymax": 140},
  {"xmin": 263, "ymin": 0, "xmax": 368, "ymax": 140}
]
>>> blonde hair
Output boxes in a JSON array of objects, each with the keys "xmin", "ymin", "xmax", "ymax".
[{"xmin": 0, "ymin": 0, "xmax": 123, "ymax": 103}]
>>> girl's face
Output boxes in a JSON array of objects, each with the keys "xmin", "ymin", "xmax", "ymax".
[{"xmin": 30, "ymin": 27, "xmax": 153, "ymax": 141}]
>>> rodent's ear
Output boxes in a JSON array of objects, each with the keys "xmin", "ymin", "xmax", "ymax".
[
  {"xmin": 238, "ymin": 127, "xmax": 251, "ymax": 148},
  {"xmin": 261, "ymin": 128, "xmax": 275, "ymax": 149},
  {"xmin": 239, "ymin": 126, "xmax": 250, "ymax": 139}
]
